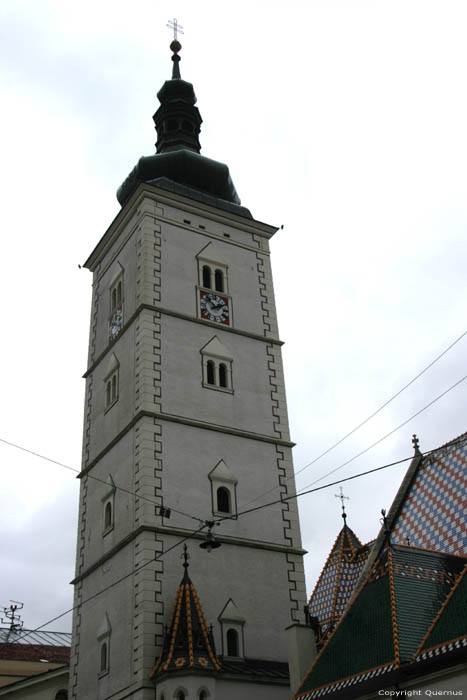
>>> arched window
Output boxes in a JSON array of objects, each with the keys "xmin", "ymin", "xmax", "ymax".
[
  {"xmin": 214, "ymin": 269, "xmax": 224, "ymax": 293},
  {"xmin": 206, "ymin": 360, "xmax": 215, "ymax": 385},
  {"xmin": 106, "ymin": 381, "xmax": 111, "ymax": 407},
  {"xmin": 104, "ymin": 501, "xmax": 112, "ymax": 530},
  {"xmin": 100, "ymin": 641, "xmax": 108, "ymax": 672},
  {"xmin": 176, "ymin": 692, "xmax": 186, "ymax": 700},
  {"xmin": 219, "ymin": 363, "xmax": 228, "ymax": 388},
  {"xmin": 167, "ymin": 118, "xmax": 178, "ymax": 132},
  {"xmin": 111, "ymin": 287, "xmax": 117, "ymax": 312},
  {"xmin": 199, "ymin": 691, "xmax": 208, "ymax": 700},
  {"xmin": 55, "ymin": 691, "xmax": 68, "ymax": 700},
  {"xmin": 217, "ymin": 487, "xmax": 231, "ymax": 514},
  {"xmin": 116, "ymin": 280, "xmax": 122, "ymax": 305},
  {"xmin": 227, "ymin": 628, "xmax": 239, "ymax": 657},
  {"xmin": 111, "ymin": 374, "xmax": 117, "ymax": 401},
  {"xmin": 202, "ymin": 265, "xmax": 212, "ymax": 289}
]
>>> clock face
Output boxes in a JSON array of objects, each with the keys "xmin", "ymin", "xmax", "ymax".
[
  {"xmin": 109, "ymin": 307, "xmax": 123, "ymax": 341},
  {"xmin": 199, "ymin": 291, "xmax": 230, "ymax": 325}
]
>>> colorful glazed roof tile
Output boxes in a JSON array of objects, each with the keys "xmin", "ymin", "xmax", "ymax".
[
  {"xmin": 391, "ymin": 435, "xmax": 467, "ymax": 555},
  {"xmin": 294, "ymin": 546, "xmax": 466, "ymax": 699},
  {"xmin": 149, "ymin": 547, "xmax": 221, "ymax": 678},
  {"xmin": 308, "ymin": 522, "xmax": 369, "ymax": 643}
]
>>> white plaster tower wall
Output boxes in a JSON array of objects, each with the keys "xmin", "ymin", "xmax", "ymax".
[{"xmin": 70, "ymin": 185, "xmax": 306, "ymax": 700}]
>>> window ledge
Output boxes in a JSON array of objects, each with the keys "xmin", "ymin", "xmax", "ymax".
[
  {"xmin": 202, "ymin": 382, "xmax": 233, "ymax": 394},
  {"xmin": 104, "ymin": 398, "xmax": 118, "ymax": 414}
]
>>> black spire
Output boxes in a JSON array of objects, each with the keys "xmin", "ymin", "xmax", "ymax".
[{"xmin": 153, "ymin": 40, "xmax": 202, "ymax": 154}]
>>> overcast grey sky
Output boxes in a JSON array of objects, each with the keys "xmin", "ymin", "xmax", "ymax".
[{"xmin": 1, "ymin": 0, "xmax": 467, "ymax": 634}]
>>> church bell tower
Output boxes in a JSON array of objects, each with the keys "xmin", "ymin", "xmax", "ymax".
[{"xmin": 70, "ymin": 36, "xmax": 307, "ymax": 700}]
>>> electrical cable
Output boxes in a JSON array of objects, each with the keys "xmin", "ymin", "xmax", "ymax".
[
  {"xmin": 12, "ymin": 523, "xmax": 207, "ymax": 644},
  {"xmin": 0, "ymin": 437, "xmax": 203, "ymax": 525},
  {"xmin": 295, "ymin": 371, "xmax": 467, "ymax": 493},
  {"xmin": 12, "ymin": 431, "xmax": 467, "ymax": 644},
  {"xmin": 216, "ymin": 432, "xmax": 467, "ymax": 523},
  {"xmin": 240, "ymin": 326, "xmax": 467, "ymax": 508}
]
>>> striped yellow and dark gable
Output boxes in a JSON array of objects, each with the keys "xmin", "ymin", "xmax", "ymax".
[{"xmin": 150, "ymin": 553, "xmax": 221, "ymax": 679}]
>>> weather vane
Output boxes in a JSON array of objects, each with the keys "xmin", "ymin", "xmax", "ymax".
[
  {"xmin": 167, "ymin": 18, "xmax": 184, "ymax": 41},
  {"xmin": 335, "ymin": 487, "xmax": 349, "ymax": 522}
]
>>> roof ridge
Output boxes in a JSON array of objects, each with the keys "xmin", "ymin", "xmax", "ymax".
[
  {"xmin": 387, "ymin": 549, "xmax": 400, "ymax": 668},
  {"xmin": 307, "ymin": 529, "xmax": 344, "ymax": 606}
]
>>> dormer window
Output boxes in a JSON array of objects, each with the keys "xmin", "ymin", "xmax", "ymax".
[
  {"xmin": 200, "ymin": 337, "xmax": 233, "ymax": 392},
  {"xmin": 218, "ymin": 599, "xmax": 245, "ymax": 659},
  {"xmin": 208, "ymin": 459, "xmax": 238, "ymax": 518},
  {"xmin": 197, "ymin": 242, "xmax": 229, "ymax": 294}
]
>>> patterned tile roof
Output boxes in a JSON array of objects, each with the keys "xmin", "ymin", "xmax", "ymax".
[
  {"xmin": 391, "ymin": 437, "xmax": 467, "ymax": 555},
  {"xmin": 308, "ymin": 523, "xmax": 369, "ymax": 644},
  {"xmin": 149, "ymin": 549, "xmax": 221, "ymax": 678},
  {"xmin": 294, "ymin": 546, "xmax": 466, "ymax": 700}
]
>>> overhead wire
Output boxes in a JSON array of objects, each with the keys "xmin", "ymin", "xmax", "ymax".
[
  {"xmin": 295, "ymin": 371, "xmax": 467, "ymax": 493},
  {"xmin": 240, "ymin": 326, "xmax": 467, "ymax": 509},
  {"xmin": 217, "ymin": 432, "xmax": 467, "ymax": 523},
  {"xmin": 0, "ymin": 436, "xmax": 204, "ymax": 525},
  {"xmin": 12, "ymin": 523, "xmax": 207, "ymax": 644},
  {"xmin": 12, "ymin": 431, "xmax": 467, "ymax": 643}
]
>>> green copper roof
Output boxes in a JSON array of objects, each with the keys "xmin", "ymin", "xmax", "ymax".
[
  {"xmin": 295, "ymin": 547, "xmax": 466, "ymax": 699},
  {"xmin": 297, "ymin": 556, "xmax": 395, "ymax": 695},
  {"xmin": 418, "ymin": 565, "xmax": 467, "ymax": 654},
  {"xmin": 117, "ymin": 40, "xmax": 251, "ymax": 217}
]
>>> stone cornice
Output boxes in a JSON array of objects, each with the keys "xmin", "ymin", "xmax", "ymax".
[
  {"xmin": 71, "ymin": 524, "xmax": 306, "ymax": 585},
  {"xmin": 84, "ymin": 183, "xmax": 278, "ymax": 271},
  {"xmin": 79, "ymin": 409, "xmax": 295, "ymax": 477},
  {"xmin": 83, "ymin": 303, "xmax": 283, "ymax": 379}
]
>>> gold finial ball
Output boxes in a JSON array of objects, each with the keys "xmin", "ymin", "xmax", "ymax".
[{"xmin": 170, "ymin": 39, "xmax": 182, "ymax": 54}]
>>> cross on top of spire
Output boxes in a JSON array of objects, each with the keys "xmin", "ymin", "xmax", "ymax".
[
  {"xmin": 167, "ymin": 18, "xmax": 184, "ymax": 41},
  {"xmin": 335, "ymin": 487, "xmax": 349, "ymax": 522}
]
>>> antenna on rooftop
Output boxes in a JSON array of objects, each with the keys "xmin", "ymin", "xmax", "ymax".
[{"xmin": 1, "ymin": 601, "xmax": 24, "ymax": 641}]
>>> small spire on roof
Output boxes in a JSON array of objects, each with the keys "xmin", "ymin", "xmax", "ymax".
[
  {"xmin": 167, "ymin": 18, "xmax": 184, "ymax": 79},
  {"xmin": 412, "ymin": 434, "xmax": 421, "ymax": 455},
  {"xmin": 335, "ymin": 487, "xmax": 349, "ymax": 524},
  {"xmin": 181, "ymin": 543, "xmax": 190, "ymax": 575}
]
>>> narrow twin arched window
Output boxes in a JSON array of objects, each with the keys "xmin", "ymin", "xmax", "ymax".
[
  {"xmin": 227, "ymin": 628, "xmax": 239, "ymax": 657},
  {"xmin": 110, "ymin": 278, "xmax": 123, "ymax": 313},
  {"xmin": 201, "ymin": 264, "xmax": 225, "ymax": 293},
  {"xmin": 217, "ymin": 487, "xmax": 231, "ymax": 514},
  {"xmin": 105, "ymin": 370, "xmax": 119, "ymax": 409}
]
